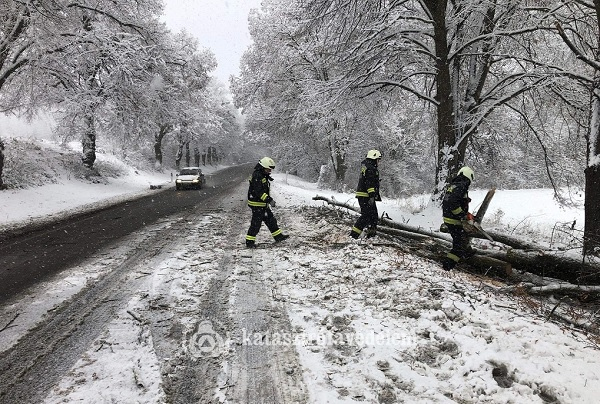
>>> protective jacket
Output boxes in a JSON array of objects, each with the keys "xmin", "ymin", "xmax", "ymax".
[
  {"xmin": 442, "ymin": 174, "xmax": 471, "ymax": 225},
  {"xmin": 355, "ymin": 159, "xmax": 381, "ymax": 200},
  {"xmin": 247, "ymin": 163, "xmax": 274, "ymax": 207}
]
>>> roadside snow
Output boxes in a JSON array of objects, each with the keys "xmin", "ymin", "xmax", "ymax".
[
  {"xmin": 257, "ymin": 195, "xmax": 599, "ymax": 404},
  {"xmin": 0, "ymin": 168, "xmax": 597, "ymax": 403}
]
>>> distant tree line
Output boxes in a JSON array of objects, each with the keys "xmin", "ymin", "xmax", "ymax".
[{"xmin": 0, "ymin": 0, "xmax": 243, "ymax": 189}]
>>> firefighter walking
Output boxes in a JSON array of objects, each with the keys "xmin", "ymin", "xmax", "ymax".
[
  {"xmin": 245, "ymin": 157, "xmax": 289, "ymax": 248},
  {"xmin": 350, "ymin": 149, "xmax": 382, "ymax": 239}
]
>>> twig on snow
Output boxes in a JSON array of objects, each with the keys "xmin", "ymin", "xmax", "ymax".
[
  {"xmin": 546, "ymin": 296, "xmax": 568, "ymax": 321},
  {"xmin": 127, "ymin": 310, "xmax": 145, "ymax": 324},
  {"xmin": 0, "ymin": 312, "xmax": 19, "ymax": 332}
]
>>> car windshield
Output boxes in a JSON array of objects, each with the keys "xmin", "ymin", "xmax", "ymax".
[{"xmin": 179, "ymin": 169, "xmax": 200, "ymax": 175}]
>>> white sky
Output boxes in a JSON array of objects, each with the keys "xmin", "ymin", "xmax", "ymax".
[{"xmin": 161, "ymin": 0, "xmax": 262, "ymax": 85}]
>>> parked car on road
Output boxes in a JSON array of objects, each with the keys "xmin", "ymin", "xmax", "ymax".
[{"xmin": 175, "ymin": 167, "xmax": 206, "ymax": 190}]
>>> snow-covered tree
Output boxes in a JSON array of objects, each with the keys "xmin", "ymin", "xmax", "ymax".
[
  {"xmin": 552, "ymin": 0, "xmax": 600, "ymax": 254},
  {"xmin": 0, "ymin": 0, "xmax": 166, "ymax": 173}
]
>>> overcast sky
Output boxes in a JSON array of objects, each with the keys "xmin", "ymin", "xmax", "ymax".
[{"xmin": 161, "ymin": 0, "xmax": 262, "ymax": 85}]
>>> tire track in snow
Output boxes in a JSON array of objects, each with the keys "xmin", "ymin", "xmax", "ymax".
[
  {"xmin": 224, "ymin": 208, "xmax": 308, "ymax": 403},
  {"xmin": 0, "ymin": 216, "xmax": 194, "ymax": 403},
  {"xmin": 148, "ymin": 185, "xmax": 307, "ymax": 403}
]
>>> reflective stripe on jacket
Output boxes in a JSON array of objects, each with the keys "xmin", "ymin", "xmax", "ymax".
[
  {"xmin": 247, "ymin": 163, "xmax": 273, "ymax": 208},
  {"xmin": 355, "ymin": 158, "xmax": 380, "ymax": 200},
  {"xmin": 442, "ymin": 174, "xmax": 471, "ymax": 224}
]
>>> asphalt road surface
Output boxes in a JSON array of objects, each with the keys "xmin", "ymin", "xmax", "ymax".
[
  {"xmin": 0, "ymin": 162, "xmax": 307, "ymax": 404},
  {"xmin": 0, "ymin": 164, "xmax": 251, "ymax": 306}
]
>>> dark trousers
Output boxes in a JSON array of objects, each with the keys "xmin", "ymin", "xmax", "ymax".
[
  {"xmin": 444, "ymin": 224, "xmax": 470, "ymax": 268},
  {"xmin": 246, "ymin": 207, "xmax": 281, "ymax": 243},
  {"xmin": 351, "ymin": 198, "xmax": 378, "ymax": 237}
]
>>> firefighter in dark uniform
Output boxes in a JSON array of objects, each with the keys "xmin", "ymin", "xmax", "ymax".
[
  {"xmin": 245, "ymin": 157, "xmax": 289, "ymax": 248},
  {"xmin": 441, "ymin": 166, "xmax": 476, "ymax": 270},
  {"xmin": 350, "ymin": 149, "xmax": 382, "ymax": 239}
]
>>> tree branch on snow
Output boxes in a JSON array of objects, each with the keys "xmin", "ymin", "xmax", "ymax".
[{"xmin": 529, "ymin": 284, "xmax": 600, "ymax": 295}]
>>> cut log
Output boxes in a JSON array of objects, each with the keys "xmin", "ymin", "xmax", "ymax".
[{"xmin": 529, "ymin": 284, "xmax": 600, "ymax": 295}]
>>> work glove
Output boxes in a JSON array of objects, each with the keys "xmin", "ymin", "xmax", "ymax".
[
  {"xmin": 466, "ymin": 212, "xmax": 475, "ymax": 221},
  {"xmin": 269, "ymin": 199, "xmax": 276, "ymax": 207},
  {"xmin": 368, "ymin": 196, "xmax": 375, "ymax": 206}
]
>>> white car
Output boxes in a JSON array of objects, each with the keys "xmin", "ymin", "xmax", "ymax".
[{"xmin": 175, "ymin": 167, "xmax": 206, "ymax": 190}]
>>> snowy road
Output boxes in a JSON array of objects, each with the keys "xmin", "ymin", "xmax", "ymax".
[
  {"xmin": 0, "ymin": 170, "xmax": 599, "ymax": 403},
  {"xmin": 0, "ymin": 164, "xmax": 251, "ymax": 304},
  {"xmin": 0, "ymin": 172, "xmax": 308, "ymax": 403}
]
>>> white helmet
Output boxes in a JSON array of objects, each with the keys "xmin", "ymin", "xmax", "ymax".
[
  {"xmin": 458, "ymin": 166, "xmax": 474, "ymax": 181},
  {"xmin": 259, "ymin": 157, "xmax": 275, "ymax": 169},
  {"xmin": 366, "ymin": 149, "xmax": 382, "ymax": 159}
]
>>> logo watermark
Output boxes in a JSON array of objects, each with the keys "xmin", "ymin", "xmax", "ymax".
[
  {"xmin": 186, "ymin": 319, "xmax": 413, "ymax": 358},
  {"xmin": 187, "ymin": 319, "xmax": 226, "ymax": 358},
  {"xmin": 241, "ymin": 328, "xmax": 412, "ymax": 348}
]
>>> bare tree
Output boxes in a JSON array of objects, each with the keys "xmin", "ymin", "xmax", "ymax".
[
  {"xmin": 299, "ymin": 0, "xmax": 558, "ymax": 193},
  {"xmin": 0, "ymin": 0, "xmax": 165, "ymax": 178},
  {"xmin": 553, "ymin": 0, "xmax": 600, "ymax": 254}
]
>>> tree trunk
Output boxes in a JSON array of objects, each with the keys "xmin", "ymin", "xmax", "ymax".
[
  {"xmin": 0, "ymin": 138, "xmax": 5, "ymax": 189},
  {"xmin": 175, "ymin": 142, "xmax": 183, "ymax": 170},
  {"xmin": 194, "ymin": 148, "xmax": 200, "ymax": 166},
  {"xmin": 81, "ymin": 114, "xmax": 96, "ymax": 169},
  {"xmin": 328, "ymin": 136, "xmax": 347, "ymax": 182},
  {"xmin": 423, "ymin": 0, "xmax": 460, "ymax": 195},
  {"xmin": 333, "ymin": 150, "xmax": 346, "ymax": 182},
  {"xmin": 185, "ymin": 142, "xmax": 190, "ymax": 167},
  {"xmin": 584, "ymin": 164, "xmax": 600, "ymax": 255},
  {"xmin": 584, "ymin": 65, "xmax": 600, "ymax": 255},
  {"xmin": 154, "ymin": 124, "xmax": 171, "ymax": 169}
]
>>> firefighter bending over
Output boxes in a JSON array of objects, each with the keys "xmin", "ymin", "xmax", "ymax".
[{"xmin": 441, "ymin": 166, "xmax": 476, "ymax": 270}]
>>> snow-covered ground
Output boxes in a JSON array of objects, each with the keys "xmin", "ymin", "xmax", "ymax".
[{"xmin": 1, "ymin": 161, "xmax": 598, "ymax": 404}]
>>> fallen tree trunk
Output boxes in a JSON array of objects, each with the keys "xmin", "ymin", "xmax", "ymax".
[
  {"xmin": 312, "ymin": 195, "xmax": 513, "ymax": 278},
  {"xmin": 312, "ymin": 194, "xmax": 600, "ymax": 285},
  {"xmin": 480, "ymin": 248, "xmax": 600, "ymax": 284},
  {"xmin": 510, "ymin": 283, "xmax": 600, "ymax": 296},
  {"xmin": 313, "ymin": 195, "xmax": 543, "ymax": 250}
]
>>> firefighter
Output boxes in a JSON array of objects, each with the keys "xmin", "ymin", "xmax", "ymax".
[
  {"xmin": 441, "ymin": 166, "xmax": 476, "ymax": 270},
  {"xmin": 245, "ymin": 157, "xmax": 289, "ymax": 248},
  {"xmin": 350, "ymin": 149, "xmax": 382, "ymax": 239}
]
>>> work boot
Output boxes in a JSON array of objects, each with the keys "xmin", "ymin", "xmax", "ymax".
[
  {"xmin": 442, "ymin": 259, "xmax": 454, "ymax": 271},
  {"xmin": 274, "ymin": 234, "xmax": 289, "ymax": 243},
  {"xmin": 349, "ymin": 230, "xmax": 360, "ymax": 239},
  {"xmin": 246, "ymin": 241, "xmax": 256, "ymax": 248}
]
